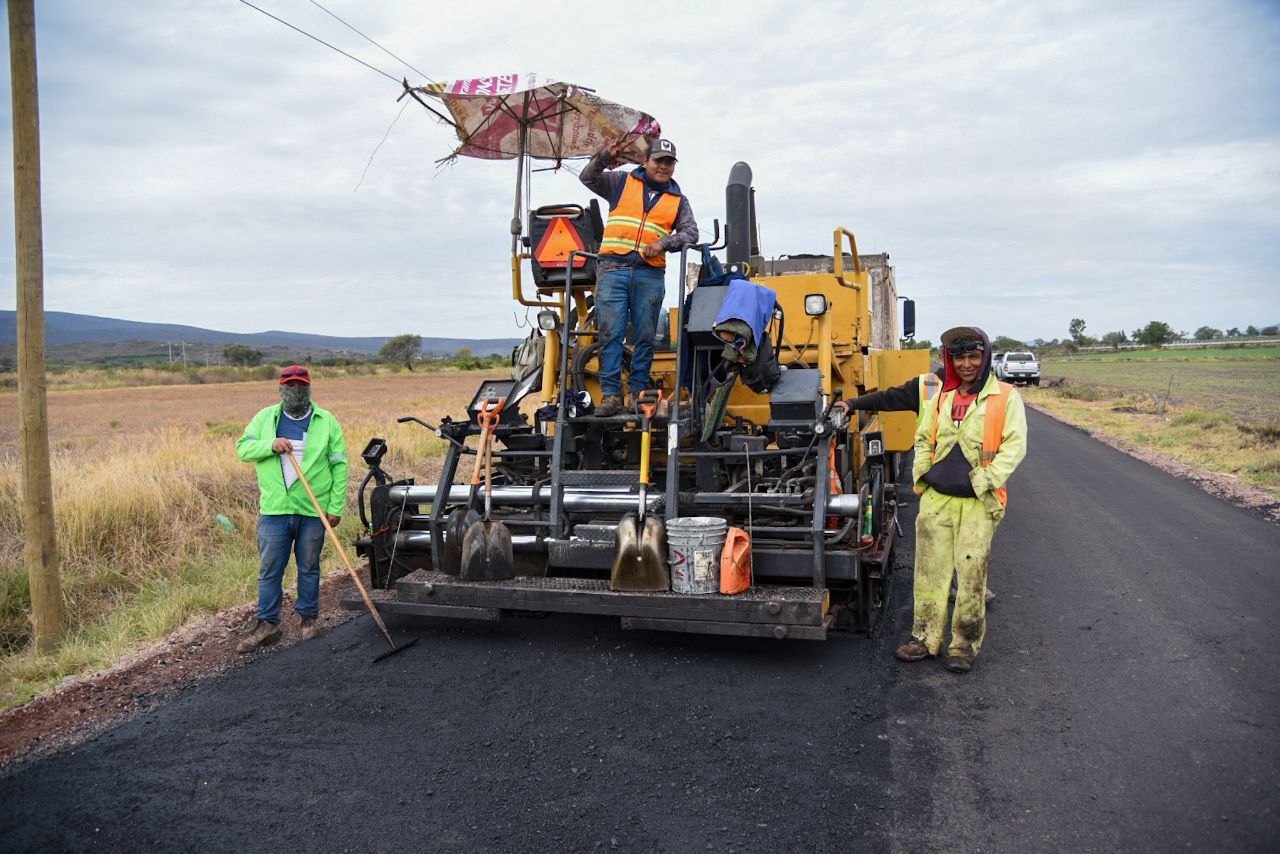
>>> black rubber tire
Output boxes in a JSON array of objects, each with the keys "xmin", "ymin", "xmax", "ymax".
[{"xmin": 572, "ymin": 340, "xmax": 632, "ymax": 395}]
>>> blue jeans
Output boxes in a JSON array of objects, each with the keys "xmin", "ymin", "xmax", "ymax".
[
  {"xmin": 595, "ymin": 265, "xmax": 666, "ymax": 397},
  {"xmin": 256, "ymin": 514, "xmax": 325, "ymax": 623}
]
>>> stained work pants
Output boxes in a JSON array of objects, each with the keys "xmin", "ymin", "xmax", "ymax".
[{"xmin": 912, "ymin": 488, "xmax": 1000, "ymax": 660}]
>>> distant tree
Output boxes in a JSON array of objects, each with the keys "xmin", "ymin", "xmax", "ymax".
[
  {"xmin": 1263, "ymin": 326, "xmax": 1279, "ymax": 336},
  {"xmin": 991, "ymin": 335, "xmax": 1025, "ymax": 352},
  {"xmin": 1246, "ymin": 325, "xmax": 1260, "ymax": 336},
  {"xmin": 1226, "ymin": 327, "xmax": 1241, "ymax": 337},
  {"xmin": 901, "ymin": 338, "xmax": 932, "ymax": 351},
  {"xmin": 1068, "ymin": 318, "xmax": 1088, "ymax": 345},
  {"xmin": 0, "ymin": 352, "xmax": 14, "ymax": 372},
  {"xmin": 380, "ymin": 334, "xmax": 423, "ymax": 370},
  {"xmin": 1133, "ymin": 321, "xmax": 1177, "ymax": 347},
  {"xmin": 223, "ymin": 344, "xmax": 264, "ymax": 367},
  {"xmin": 1101, "ymin": 330, "xmax": 1128, "ymax": 350},
  {"xmin": 449, "ymin": 346, "xmax": 483, "ymax": 370},
  {"xmin": 1193, "ymin": 326, "xmax": 1222, "ymax": 341}
]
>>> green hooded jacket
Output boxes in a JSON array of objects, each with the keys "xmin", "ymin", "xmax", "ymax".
[{"xmin": 236, "ymin": 403, "xmax": 349, "ymax": 517}]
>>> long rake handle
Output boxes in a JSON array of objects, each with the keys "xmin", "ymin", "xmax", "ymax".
[{"xmin": 285, "ymin": 452, "xmax": 396, "ymax": 649}]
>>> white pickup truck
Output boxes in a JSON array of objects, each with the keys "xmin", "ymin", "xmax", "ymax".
[{"xmin": 993, "ymin": 351, "xmax": 1040, "ymax": 386}]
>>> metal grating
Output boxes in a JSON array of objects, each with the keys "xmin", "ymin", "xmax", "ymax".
[{"xmin": 558, "ymin": 469, "xmax": 643, "ymax": 487}]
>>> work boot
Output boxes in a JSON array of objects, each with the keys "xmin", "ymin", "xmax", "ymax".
[
  {"xmin": 895, "ymin": 637, "xmax": 930, "ymax": 662},
  {"xmin": 236, "ymin": 620, "xmax": 281, "ymax": 653},
  {"xmin": 595, "ymin": 394, "xmax": 624, "ymax": 418},
  {"xmin": 945, "ymin": 656, "xmax": 973, "ymax": 674},
  {"xmin": 300, "ymin": 616, "xmax": 320, "ymax": 642}
]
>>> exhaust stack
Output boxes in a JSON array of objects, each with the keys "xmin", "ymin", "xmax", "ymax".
[{"xmin": 725, "ymin": 162, "xmax": 759, "ymax": 271}]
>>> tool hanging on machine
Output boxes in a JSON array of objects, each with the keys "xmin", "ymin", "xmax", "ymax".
[
  {"xmin": 611, "ymin": 389, "xmax": 669, "ymax": 591},
  {"xmin": 285, "ymin": 453, "xmax": 418, "ymax": 663},
  {"xmin": 461, "ymin": 398, "xmax": 516, "ymax": 580}
]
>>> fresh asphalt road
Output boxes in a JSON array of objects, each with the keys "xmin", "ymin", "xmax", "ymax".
[{"xmin": 2, "ymin": 408, "xmax": 1277, "ymax": 853}]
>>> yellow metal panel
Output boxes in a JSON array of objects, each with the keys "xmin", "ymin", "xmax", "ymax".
[{"xmin": 876, "ymin": 349, "xmax": 931, "ymax": 452}]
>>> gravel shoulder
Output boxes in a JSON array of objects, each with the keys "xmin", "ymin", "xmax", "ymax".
[{"xmin": 0, "ymin": 571, "xmax": 361, "ymax": 774}]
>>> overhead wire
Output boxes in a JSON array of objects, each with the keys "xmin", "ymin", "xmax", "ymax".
[
  {"xmin": 305, "ymin": 0, "xmax": 437, "ymax": 85},
  {"xmin": 354, "ymin": 98, "xmax": 410, "ymax": 191},
  {"xmin": 236, "ymin": 0, "xmax": 400, "ymax": 85}
]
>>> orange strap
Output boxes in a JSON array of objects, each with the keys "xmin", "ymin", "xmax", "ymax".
[{"xmin": 981, "ymin": 383, "xmax": 1011, "ymax": 464}]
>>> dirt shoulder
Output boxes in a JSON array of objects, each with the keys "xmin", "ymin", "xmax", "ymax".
[{"xmin": 0, "ymin": 569, "xmax": 362, "ymax": 775}]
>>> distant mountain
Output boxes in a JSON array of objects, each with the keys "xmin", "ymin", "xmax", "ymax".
[{"xmin": 0, "ymin": 311, "xmax": 520, "ymax": 358}]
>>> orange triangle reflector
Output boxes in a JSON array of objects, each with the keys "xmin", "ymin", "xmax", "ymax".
[{"xmin": 533, "ymin": 217, "xmax": 587, "ymax": 268}]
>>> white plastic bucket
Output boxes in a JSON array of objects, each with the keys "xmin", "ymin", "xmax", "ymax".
[{"xmin": 667, "ymin": 517, "xmax": 728, "ymax": 594}]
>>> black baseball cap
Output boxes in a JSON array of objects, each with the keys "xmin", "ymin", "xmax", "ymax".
[{"xmin": 648, "ymin": 139, "xmax": 678, "ymax": 161}]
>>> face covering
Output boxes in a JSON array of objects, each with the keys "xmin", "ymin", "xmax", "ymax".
[{"xmin": 280, "ymin": 384, "xmax": 312, "ymax": 418}]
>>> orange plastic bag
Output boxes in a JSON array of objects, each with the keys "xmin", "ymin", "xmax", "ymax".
[{"xmin": 720, "ymin": 527, "xmax": 752, "ymax": 595}]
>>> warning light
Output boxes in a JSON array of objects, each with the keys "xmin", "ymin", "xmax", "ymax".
[{"xmin": 533, "ymin": 217, "xmax": 587, "ymax": 268}]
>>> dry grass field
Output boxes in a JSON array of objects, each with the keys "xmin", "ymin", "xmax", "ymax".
[{"xmin": 0, "ymin": 371, "xmax": 499, "ymax": 709}]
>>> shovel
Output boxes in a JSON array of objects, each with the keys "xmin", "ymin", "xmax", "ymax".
[
  {"xmin": 611, "ymin": 389, "xmax": 669, "ymax": 591},
  {"xmin": 284, "ymin": 452, "xmax": 417, "ymax": 663},
  {"xmin": 440, "ymin": 402, "xmax": 497, "ymax": 575},
  {"xmin": 460, "ymin": 399, "xmax": 515, "ymax": 581}
]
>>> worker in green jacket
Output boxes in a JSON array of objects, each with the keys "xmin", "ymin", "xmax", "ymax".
[
  {"xmin": 235, "ymin": 365, "xmax": 348, "ymax": 652},
  {"xmin": 841, "ymin": 327, "xmax": 1027, "ymax": 673}
]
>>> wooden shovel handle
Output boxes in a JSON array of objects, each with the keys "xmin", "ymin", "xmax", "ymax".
[{"xmin": 285, "ymin": 452, "xmax": 395, "ymax": 648}]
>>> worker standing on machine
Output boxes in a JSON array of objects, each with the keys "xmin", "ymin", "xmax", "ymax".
[
  {"xmin": 839, "ymin": 327, "xmax": 1027, "ymax": 673},
  {"xmin": 580, "ymin": 137, "xmax": 699, "ymax": 417},
  {"xmin": 235, "ymin": 365, "xmax": 349, "ymax": 652}
]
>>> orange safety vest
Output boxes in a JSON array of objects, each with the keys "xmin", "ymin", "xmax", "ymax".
[
  {"xmin": 925, "ymin": 378, "xmax": 1013, "ymax": 507},
  {"xmin": 598, "ymin": 173, "xmax": 682, "ymax": 269}
]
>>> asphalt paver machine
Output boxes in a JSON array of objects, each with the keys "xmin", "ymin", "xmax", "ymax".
[{"xmin": 351, "ymin": 159, "xmax": 928, "ymax": 639}]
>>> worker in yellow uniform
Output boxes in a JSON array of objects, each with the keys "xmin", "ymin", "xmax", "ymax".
[{"xmin": 841, "ymin": 326, "xmax": 1027, "ymax": 673}]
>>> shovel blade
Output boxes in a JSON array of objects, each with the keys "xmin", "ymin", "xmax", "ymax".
[
  {"xmin": 611, "ymin": 514, "xmax": 669, "ymax": 591},
  {"xmin": 441, "ymin": 508, "xmax": 479, "ymax": 576},
  {"xmin": 482, "ymin": 520, "xmax": 515, "ymax": 580},
  {"xmin": 460, "ymin": 520, "xmax": 515, "ymax": 581}
]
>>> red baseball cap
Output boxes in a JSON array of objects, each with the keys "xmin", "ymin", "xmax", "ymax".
[{"xmin": 278, "ymin": 365, "xmax": 311, "ymax": 384}]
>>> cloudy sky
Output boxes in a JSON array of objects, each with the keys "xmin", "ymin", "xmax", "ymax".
[{"xmin": 0, "ymin": 0, "xmax": 1277, "ymax": 344}]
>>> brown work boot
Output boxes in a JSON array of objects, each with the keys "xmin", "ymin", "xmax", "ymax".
[
  {"xmin": 300, "ymin": 616, "xmax": 320, "ymax": 641},
  {"xmin": 595, "ymin": 394, "xmax": 624, "ymax": 418},
  {"xmin": 236, "ymin": 620, "xmax": 281, "ymax": 653},
  {"xmin": 895, "ymin": 637, "xmax": 930, "ymax": 662},
  {"xmin": 945, "ymin": 655, "xmax": 973, "ymax": 674}
]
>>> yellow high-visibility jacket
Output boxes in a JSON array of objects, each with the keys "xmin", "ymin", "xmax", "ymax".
[{"xmin": 913, "ymin": 373, "xmax": 1027, "ymax": 519}]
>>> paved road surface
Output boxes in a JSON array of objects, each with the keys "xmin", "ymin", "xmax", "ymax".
[{"xmin": 3, "ymin": 409, "xmax": 1277, "ymax": 852}]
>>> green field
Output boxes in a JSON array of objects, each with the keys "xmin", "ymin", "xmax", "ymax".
[
  {"xmin": 1051, "ymin": 346, "xmax": 1280, "ymax": 362},
  {"xmin": 1043, "ymin": 351, "xmax": 1280, "ymax": 425}
]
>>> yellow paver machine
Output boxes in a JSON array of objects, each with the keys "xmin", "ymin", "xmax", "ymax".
[{"xmin": 350, "ymin": 77, "xmax": 928, "ymax": 639}]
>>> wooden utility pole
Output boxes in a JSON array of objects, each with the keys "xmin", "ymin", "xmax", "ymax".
[{"xmin": 9, "ymin": 0, "xmax": 63, "ymax": 652}]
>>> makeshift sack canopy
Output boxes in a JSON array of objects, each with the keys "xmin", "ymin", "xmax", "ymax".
[{"xmin": 404, "ymin": 73, "xmax": 660, "ymax": 166}]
